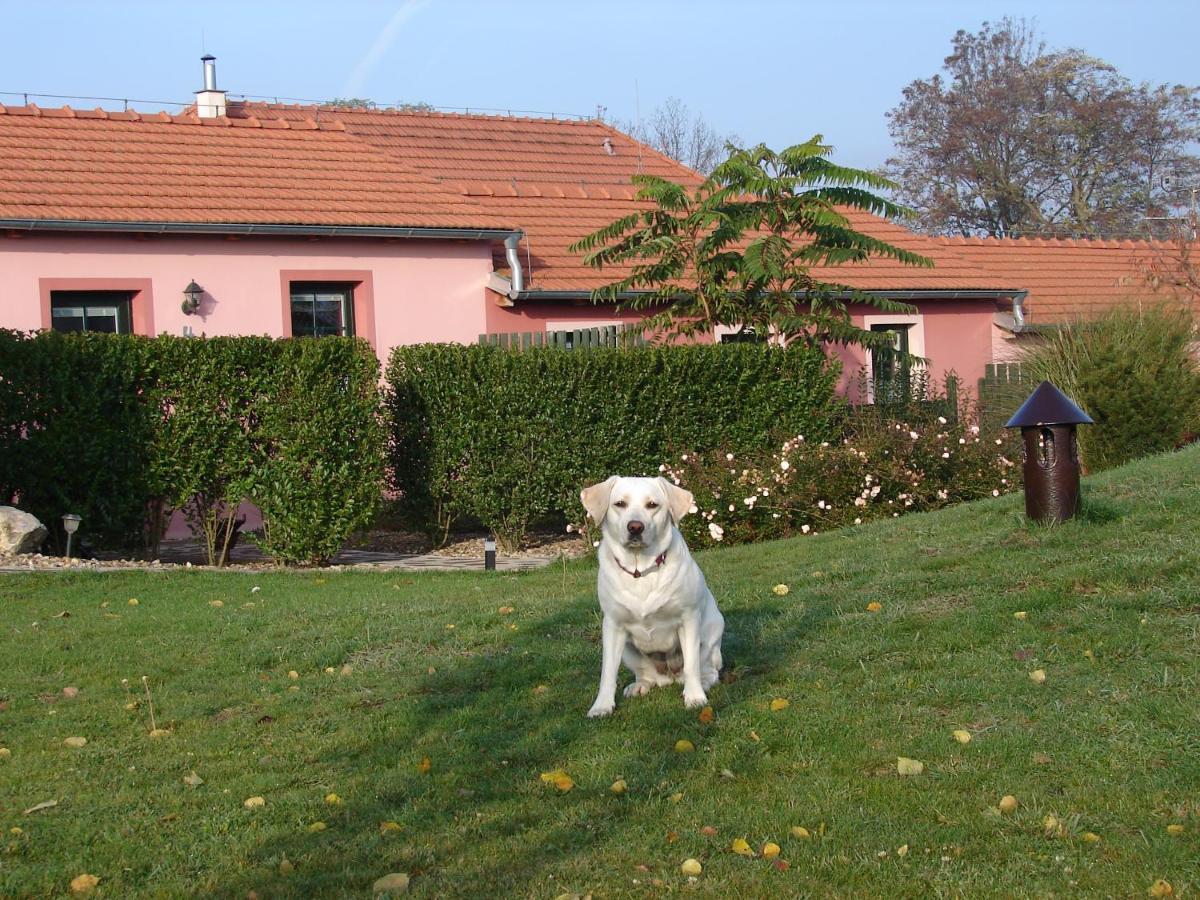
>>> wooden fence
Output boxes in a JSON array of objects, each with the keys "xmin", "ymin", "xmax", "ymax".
[{"xmin": 477, "ymin": 325, "xmax": 646, "ymax": 350}]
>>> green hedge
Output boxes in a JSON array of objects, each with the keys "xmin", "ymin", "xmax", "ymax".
[
  {"xmin": 0, "ymin": 331, "xmax": 385, "ymax": 565},
  {"xmin": 386, "ymin": 343, "xmax": 845, "ymax": 549},
  {"xmin": 1020, "ymin": 306, "xmax": 1200, "ymax": 471}
]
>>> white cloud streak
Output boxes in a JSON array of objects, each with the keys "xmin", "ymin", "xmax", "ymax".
[{"xmin": 341, "ymin": 0, "xmax": 430, "ymax": 98}]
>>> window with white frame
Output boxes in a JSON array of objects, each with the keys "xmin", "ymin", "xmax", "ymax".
[
  {"xmin": 50, "ymin": 291, "xmax": 134, "ymax": 334},
  {"xmin": 289, "ymin": 282, "xmax": 355, "ymax": 337}
]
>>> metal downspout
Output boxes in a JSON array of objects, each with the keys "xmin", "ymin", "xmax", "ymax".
[{"xmin": 504, "ymin": 233, "xmax": 524, "ymax": 298}]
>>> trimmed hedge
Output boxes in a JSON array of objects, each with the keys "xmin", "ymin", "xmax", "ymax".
[
  {"xmin": 386, "ymin": 343, "xmax": 845, "ymax": 549},
  {"xmin": 0, "ymin": 331, "xmax": 385, "ymax": 565}
]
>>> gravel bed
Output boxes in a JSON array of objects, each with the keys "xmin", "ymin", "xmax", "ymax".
[{"xmin": 1, "ymin": 529, "xmax": 590, "ymax": 572}]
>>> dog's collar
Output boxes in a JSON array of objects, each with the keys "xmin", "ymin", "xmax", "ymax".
[{"xmin": 613, "ymin": 550, "xmax": 668, "ymax": 578}]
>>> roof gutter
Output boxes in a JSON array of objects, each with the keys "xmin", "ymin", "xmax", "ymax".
[
  {"xmin": 509, "ymin": 287, "xmax": 1022, "ymax": 302},
  {"xmin": 0, "ymin": 218, "xmax": 522, "ymax": 242}
]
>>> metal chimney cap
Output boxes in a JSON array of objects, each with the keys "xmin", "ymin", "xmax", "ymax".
[
  {"xmin": 201, "ymin": 54, "xmax": 216, "ymax": 61},
  {"xmin": 1005, "ymin": 380, "xmax": 1095, "ymax": 428}
]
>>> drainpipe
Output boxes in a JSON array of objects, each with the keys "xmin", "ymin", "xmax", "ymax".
[
  {"xmin": 1012, "ymin": 290, "xmax": 1028, "ymax": 330},
  {"xmin": 504, "ymin": 233, "xmax": 524, "ymax": 298}
]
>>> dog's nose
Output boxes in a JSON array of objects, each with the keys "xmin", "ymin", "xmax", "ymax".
[{"xmin": 627, "ymin": 520, "xmax": 644, "ymax": 536}]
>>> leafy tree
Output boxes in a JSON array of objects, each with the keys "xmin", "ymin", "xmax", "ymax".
[
  {"xmin": 569, "ymin": 138, "xmax": 931, "ymax": 350},
  {"xmin": 885, "ymin": 18, "xmax": 1200, "ymax": 237},
  {"xmin": 322, "ymin": 98, "xmax": 433, "ymax": 112},
  {"xmin": 618, "ymin": 97, "xmax": 740, "ymax": 175}
]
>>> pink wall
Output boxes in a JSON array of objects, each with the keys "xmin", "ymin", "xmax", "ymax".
[
  {"xmin": 829, "ymin": 300, "xmax": 996, "ymax": 403},
  {"xmin": 1, "ymin": 232, "xmax": 496, "ymax": 362}
]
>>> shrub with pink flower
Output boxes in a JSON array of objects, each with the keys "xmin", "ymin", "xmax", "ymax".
[{"xmin": 661, "ymin": 407, "xmax": 1023, "ymax": 548}]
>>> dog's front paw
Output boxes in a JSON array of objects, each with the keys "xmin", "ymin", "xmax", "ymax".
[
  {"xmin": 682, "ymin": 689, "xmax": 708, "ymax": 709},
  {"xmin": 623, "ymin": 681, "xmax": 652, "ymax": 698},
  {"xmin": 587, "ymin": 701, "xmax": 615, "ymax": 718}
]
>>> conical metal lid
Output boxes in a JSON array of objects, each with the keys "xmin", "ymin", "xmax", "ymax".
[{"xmin": 1005, "ymin": 381, "xmax": 1095, "ymax": 428}]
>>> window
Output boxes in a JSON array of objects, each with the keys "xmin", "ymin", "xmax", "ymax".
[
  {"xmin": 50, "ymin": 291, "xmax": 134, "ymax": 334},
  {"xmin": 289, "ymin": 283, "xmax": 355, "ymax": 337},
  {"xmin": 870, "ymin": 323, "xmax": 911, "ymax": 404}
]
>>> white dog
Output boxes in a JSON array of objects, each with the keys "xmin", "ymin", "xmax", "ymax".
[{"xmin": 580, "ymin": 476, "xmax": 725, "ymax": 717}]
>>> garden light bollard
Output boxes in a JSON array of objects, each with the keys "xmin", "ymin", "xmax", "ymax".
[
  {"xmin": 484, "ymin": 537, "xmax": 496, "ymax": 571},
  {"xmin": 1004, "ymin": 381, "xmax": 1094, "ymax": 524},
  {"xmin": 62, "ymin": 513, "xmax": 82, "ymax": 558}
]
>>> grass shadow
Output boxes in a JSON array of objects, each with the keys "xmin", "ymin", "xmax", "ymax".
[{"xmin": 216, "ymin": 564, "xmax": 829, "ymax": 897}]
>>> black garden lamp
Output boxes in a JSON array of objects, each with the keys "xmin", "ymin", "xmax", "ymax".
[
  {"xmin": 62, "ymin": 513, "xmax": 81, "ymax": 558},
  {"xmin": 181, "ymin": 280, "xmax": 204, "ymax": 315},
  {"xmin": 1004, "ymin": 381, "xmax": 1094, "ymax": 523}
]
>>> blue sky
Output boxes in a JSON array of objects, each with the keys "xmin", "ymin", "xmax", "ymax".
[{"xmin": 2, "ymin": 0, "xmax": 1197, "ymax": 170}]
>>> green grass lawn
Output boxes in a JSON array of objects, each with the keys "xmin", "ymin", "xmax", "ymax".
[{"xmin": 2, "ymin": 447, "xmax": 1199, "ymax": 899}]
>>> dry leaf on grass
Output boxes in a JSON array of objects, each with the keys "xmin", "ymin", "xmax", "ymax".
[
  {"xmin": 762, "ymin": 842, "xmax": 781, "ymax": 859},
  {"xmin": 674, "ymin": 739, "xmax": 695, "ymax": 753},
  {"xmin": 23, "ymin": 799, "xmax": 57, "ymax": 815},
  {"xmin": 417, "ymin": 757, "xmax": 431, "ymax": 775},
  {"xmin": 952, "ymin": 730, "xmax": 972, "ymax": 744},
  {"xmin": 730, "ymin": 837, "xmax": 755, "ymax": 857},
  {"xmin": 69, "ymin": 874, "xmax": 99, "ymax": 894},
  {"xmin": 770, "ymin": 698, "xmax": 790, "ymax": 711},
  {"xmin": 539, "ymin": 769, "xmax": 575, "ymax": 792},
  {"xmin": 183, "ymin": 772, "xmax": 204, "ymax": 787},
  {"xmin": 63, "ymin": 736, "xmax": 87, "ymax": 748},
  {"xmin": 680, "ymin": 858, "xmax": 703, "ymax": 876},
  {"xmin": 896, "ymin": 757, "xmax": 924, "ymax": 776},
  {"xmin": 243, "ymin": 796, "xmax": 265, "ymax": 810},
  {"xmin": 698, "ymin": 706, "xmax": 714, "ymax": 724}
]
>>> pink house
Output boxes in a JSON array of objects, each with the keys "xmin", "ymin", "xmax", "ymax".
[{"xmin": 12, "ymin": 58, "xmax": 1179, "ymax": 400}]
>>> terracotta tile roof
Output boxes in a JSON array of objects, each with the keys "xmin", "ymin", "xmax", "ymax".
[
  {"xmin": 0, "ymin": 103, "xmax": 503, "ymax": 230},
  {"xmin": 938, "ymin": 236, "xmax": 1196, "ymax": 323},
  {"xmin": 0, "ymin": 98, "xmax": 1018, "ymax": 297},
  {"xmin": 231, "ymin": 102, "xmax": 1013, "ymax": 295}
]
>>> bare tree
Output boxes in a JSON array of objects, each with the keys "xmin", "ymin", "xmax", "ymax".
[
  {"xmin": 885, "ymin": 19, "xmax": 1200, "ymax": 237},
  {"xmin": 617, "ymin": 97, "xmax": 740, "ymax": 174}
]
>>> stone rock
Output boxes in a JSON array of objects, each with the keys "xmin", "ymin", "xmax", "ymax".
[{"xmin": 0, "ymin": 506, "xmax": 48, "ymax": 555}]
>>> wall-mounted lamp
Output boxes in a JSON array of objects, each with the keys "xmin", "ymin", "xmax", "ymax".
[
  {"xmin": 182, "ymin": 280, "xmax": 204, "ymax": 315},
  {"xmin": 62, "ymin": 513, "xmax": 81, "ymax": 558}
]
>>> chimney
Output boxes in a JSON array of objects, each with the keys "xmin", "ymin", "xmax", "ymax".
[{"xmin": 194, "ymin": 55, "xmax": 227, "ymax": 119}]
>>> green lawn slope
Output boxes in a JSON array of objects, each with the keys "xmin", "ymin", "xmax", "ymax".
[{"xmin": 2, "ymin": 445, "xmax": 1198, "ymax": 898}]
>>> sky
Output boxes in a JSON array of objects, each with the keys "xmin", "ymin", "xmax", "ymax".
[{"xmin": 2, "ymin": 0, "xmax": 1198, "ymax": 170}]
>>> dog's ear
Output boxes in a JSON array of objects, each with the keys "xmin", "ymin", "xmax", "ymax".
[
  {"xmin": 580, "ymin": 476, "xmax": 620, "ymax": 524},
  {"xmin": 658, "ymin": 477, "xmax": 695, "ymax": 523}
]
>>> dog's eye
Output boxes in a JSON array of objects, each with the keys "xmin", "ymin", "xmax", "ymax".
[
  {"xmin": 645, "ymin": 501, "xmax": 660, "ymax": 510},
  {"xmin": 614, "ymin": 500, "xmax": 628, "ymax": 508}
]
